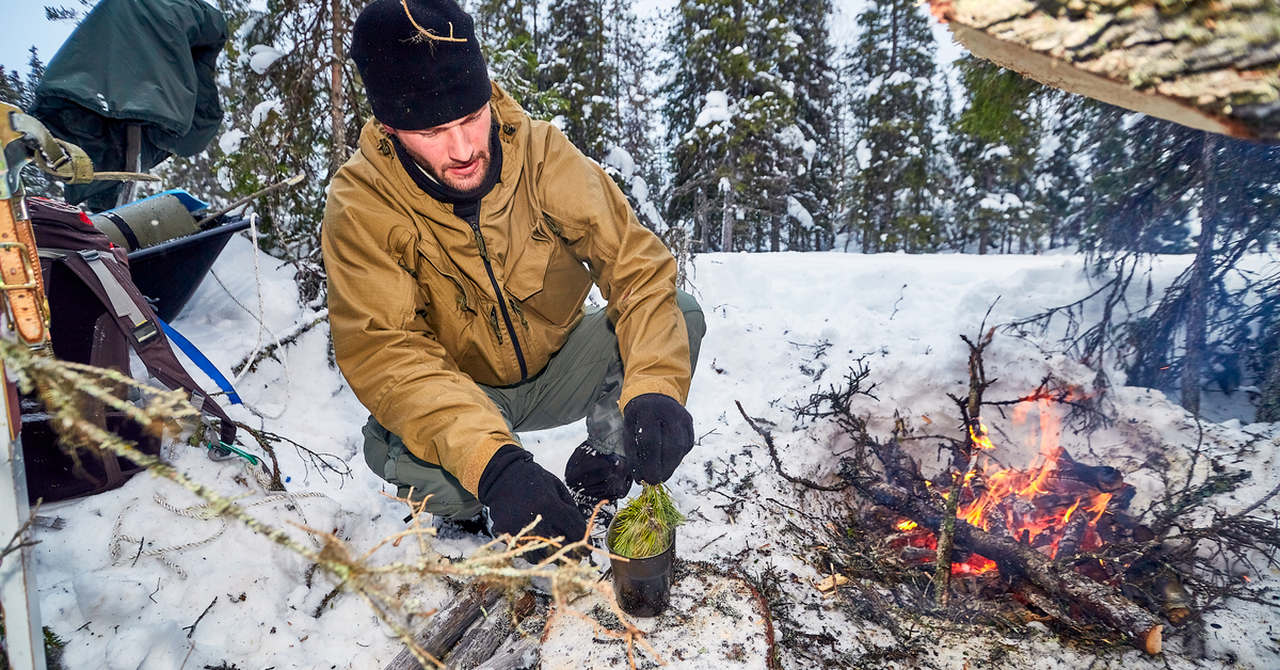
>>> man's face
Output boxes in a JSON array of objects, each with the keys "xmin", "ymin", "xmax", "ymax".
[{"xmin": 386, "ymin": 104, "xmax": 492, "ymax": 195}]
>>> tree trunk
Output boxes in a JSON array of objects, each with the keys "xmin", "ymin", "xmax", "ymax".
[
  {"xmin": 1182, "ymin": 134, "xmax": 1217, "ymax": 415},
  {"xmin": 929, "ymin": 0, "xmax": 1280, "ymax": 143},
  {"xmin": 328, "ymin": 0, "xmax": 346, "ymax": 177},
  {"xmin": 1260, "ymin": 341, "xmax": 1280, "ymax": 422},
  {"xmin": 721, "ymin": 180, "xmax": 735, "ymax": 252}
]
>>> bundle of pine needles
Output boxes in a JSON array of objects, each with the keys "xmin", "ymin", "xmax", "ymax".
[{"xmin": 608, "ymin": 483, "xmax": 684, "ymax": 559}]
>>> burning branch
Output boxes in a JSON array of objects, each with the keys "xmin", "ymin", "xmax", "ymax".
[{"xmin": 933, "ymin": 322, "xmax": 997, "ymax": 606}]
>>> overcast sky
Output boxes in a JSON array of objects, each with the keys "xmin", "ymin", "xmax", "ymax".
[{"xmin": 0, "ymin": 3, "xmax": 76, "ymax": 75}]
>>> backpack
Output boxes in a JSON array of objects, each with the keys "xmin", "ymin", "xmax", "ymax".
[{"xmin": 22, "ymin": 197, "xmax": 237, "ymax": 504}]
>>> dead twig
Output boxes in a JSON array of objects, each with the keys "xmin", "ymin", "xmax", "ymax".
[
  {"xmin": 736, "ymin": 400, "xmax": 849, "ymax": 492},
  {"xmin": 183, "ymin": 597, "xmax": 218, "ymax": 638}
]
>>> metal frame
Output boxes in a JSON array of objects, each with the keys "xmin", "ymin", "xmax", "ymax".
[{"xmin": 0, "ymin": 366, "xmax": 47, "ymax": 670}]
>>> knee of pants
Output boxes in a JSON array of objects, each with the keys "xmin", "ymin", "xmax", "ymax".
[
  {"xmin": 361, "ymin": 415, "xmax": 483, "ymax": 520},
  {"xmin": 676, "ymin": 290, "xmax": 706, "ymax": 369}
]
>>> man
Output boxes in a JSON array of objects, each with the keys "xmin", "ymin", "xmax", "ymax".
[{"xmin": 322, "ymin": 0, "xmax": 705, "ymax": 550}]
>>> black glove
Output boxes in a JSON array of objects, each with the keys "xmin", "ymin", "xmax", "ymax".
[
  {"xmin": 564, "ymin": 441, "xmax": 632, "ymax": 503},
  {"xmin": 478, "ymin": 444, "xmax": 587, "ymax": 560},
  {"xmin": 622, "ymin": 393, "xmax": 694, "ymax": 485}
]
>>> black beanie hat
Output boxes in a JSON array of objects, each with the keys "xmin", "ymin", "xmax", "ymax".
[{"xmin": 350, "ymin": 0, "xmax": 491, "ymax": 130}]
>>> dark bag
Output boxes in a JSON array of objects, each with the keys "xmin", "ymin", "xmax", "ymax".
[{"xmin": 22, "ymin": 197, "xmax": 236, "ymax": 503}]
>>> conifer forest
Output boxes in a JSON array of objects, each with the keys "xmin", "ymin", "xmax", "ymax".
[{"xmin": 3, "ymin": 0, "xmax": 1277, "ymax": 420}]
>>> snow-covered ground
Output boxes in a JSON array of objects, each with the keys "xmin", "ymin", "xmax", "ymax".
[{"xmin": 30, "ymin": 239, "xmax": 1280, "ymax": 668}]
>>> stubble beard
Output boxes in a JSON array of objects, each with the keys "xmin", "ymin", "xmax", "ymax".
[{"xmin": 419, "ymin": 149, "xmax": 492, "ymax": 199}]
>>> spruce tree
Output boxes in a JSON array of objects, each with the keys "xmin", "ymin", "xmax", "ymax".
[
  {"xmin": 664, "ymin": 0, "xmax": 815, "ymax": 253},
  {"xmin": 781, "ymin": 0, "xmax": 838, "ymax": 251},
  {"xmin": 841, "ymin": 0, "xmax": 944, "ymax": 253},
  {"xmin": 947, "ymin": 56, "xmax": 1039, "ymax": 254},
  {"xmin": 543, "ymin": 0, "xmax": 616, "ymax": 160}
]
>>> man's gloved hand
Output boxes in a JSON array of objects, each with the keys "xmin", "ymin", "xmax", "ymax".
[
  {"xmin": 478, "ymin": 444, "xmax": 587, "ymax": 560},
  {"xmin": 622, "ymin": 393, "xmax": 694, "ymax": 485}
]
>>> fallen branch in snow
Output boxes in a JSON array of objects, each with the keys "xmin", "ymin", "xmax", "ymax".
[
  {"xmin": 230, "ymin": 309, "xmax": 329, "ymax": 377},
  {"xmin": 0, "ymin": 502, "xmax": 42, "ymax": 564},
  {"xmin": 183, "ymin": 597, "xmax": 218, "ymax": 638},
  {"xmin": 736, "ymin": 400, "xmax": 849, "ymax": 492}
]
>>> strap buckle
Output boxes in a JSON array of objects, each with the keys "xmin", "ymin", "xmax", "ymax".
[{"xmin": 0, "ymin": 241, "xmax": 38, "ymax": 291}]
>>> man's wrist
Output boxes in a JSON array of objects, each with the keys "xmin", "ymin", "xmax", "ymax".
[{"xmin": 477, "ymin": 443, "xmax": 529, "ymax": 503}]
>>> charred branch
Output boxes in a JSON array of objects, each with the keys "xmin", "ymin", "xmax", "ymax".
[{"xmin": 844, "ymin": 473, "xmax": 1164, "ymax": 655}]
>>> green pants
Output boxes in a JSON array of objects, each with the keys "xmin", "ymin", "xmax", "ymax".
[{"xmin": 362, "ymin": 291, "xmax": 706, "ymax": 520}]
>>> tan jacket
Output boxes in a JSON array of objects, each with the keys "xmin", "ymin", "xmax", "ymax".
[{"xmin": 322, "ymin": 84, "xmax": 691, "ymax": 496}]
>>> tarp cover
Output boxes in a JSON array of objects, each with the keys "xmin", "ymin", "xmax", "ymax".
[{"xmin": 30, "ymin": 0, "xmax": 227, "ymax": 210}]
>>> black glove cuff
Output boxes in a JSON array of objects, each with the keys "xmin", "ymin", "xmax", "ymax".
[
  {"xmin": 477, "ymin": 444, "xmax": 530, "ymax": 504},
  {"xmin": 624, "ymin": 392, "xmax": 681, "ymax": 415}
]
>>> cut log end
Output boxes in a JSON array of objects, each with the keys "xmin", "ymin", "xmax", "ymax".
[
  {"xmin": 931, "ymin": 0, "xmax": 1280, "ymax": 144},
  {"xmin": 1143, "ymin": 624, "xmax": 1163, "ymax": 656}
]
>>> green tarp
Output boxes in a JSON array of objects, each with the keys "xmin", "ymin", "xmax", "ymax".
[{"xmin": 31, "ymin": 0, "xmax": 227, "ymax": 210}]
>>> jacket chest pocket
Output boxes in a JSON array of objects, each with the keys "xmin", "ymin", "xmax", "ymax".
[
  {"xmin": 504, "ymin": 220, "xmax": 591, "ymax": 327},
  {"xmin": 414, "ymin": 240, "xmax": 477, "ymax": 319}
]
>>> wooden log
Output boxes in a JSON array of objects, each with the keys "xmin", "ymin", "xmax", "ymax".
[
  {"xmin": 928, "ymin": 0, "xmax": 1280, "ymax": 143},
  {"xmin": 473, "ymin": 612, "xmax": 546, "ymax": 670},
  {"xmin": 851, "ymin": 478, "xmax": 1163, "ymax": 654},
  {"xmin": 1054, "ymin": 505, "xmax": 1091, "ymax": 561},
  {"xmin": 448, "ymin": 592, "xmax": 539, "ymax": 670},
  {"xmin": 384, "ymin": 581, "xmax": 504, "ymax": 670}
]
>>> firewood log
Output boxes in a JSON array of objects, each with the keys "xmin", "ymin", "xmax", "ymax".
[{"xmin": 928, "ymin": 0, "xmax": 1280, "ymax": 143}]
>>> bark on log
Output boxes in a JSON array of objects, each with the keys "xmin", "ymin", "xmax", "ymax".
[
  {"xmin": 473, "ymin": 613, "xmax": 546, "ymax": 670},
  {"xmin": 928, "ymin": 0, "xmax": 1280, "ymax": 142},
  {"xmin": 447, "ymin": 592, "xmax": 539, "ymax": 670},
  {"xmin": 384, "ymin": 581, "xmax": 504, "ymax": 670},
  {"xmin": 852, "ymin": 478, "xmax": 1164, "ymax": 654}
]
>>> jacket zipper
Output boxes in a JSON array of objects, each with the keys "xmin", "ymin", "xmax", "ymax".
[{"xmin": 464, "ymin": 214, "xmax": 527, "ymax": 381}]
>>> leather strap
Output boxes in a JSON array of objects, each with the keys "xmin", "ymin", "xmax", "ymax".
[{"xmin": 0, "ymin": 197, "xmax": 48, "ymax": 347}]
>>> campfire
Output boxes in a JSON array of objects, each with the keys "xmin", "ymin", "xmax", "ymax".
[
  {"xmin": 737, "ymin": 327, "xmax": 1280, "ymax": 659},
  {"xmin": 889, "ymin": 400, "xmax": 1137, "ymax": 579}
]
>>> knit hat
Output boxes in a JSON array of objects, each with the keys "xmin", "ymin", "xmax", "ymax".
[{"xmin": 350, "ymin": 0, "xmax": 491, "ymax": 130}]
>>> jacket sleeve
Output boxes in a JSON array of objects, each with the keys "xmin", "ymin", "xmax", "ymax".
[
  {"xmin": 534, "ymin": 125, "xmax": 692, "ymax": 411},
  {"xmin": 322, "ymin": 173, "xmax": 513, "ymax": 496}
]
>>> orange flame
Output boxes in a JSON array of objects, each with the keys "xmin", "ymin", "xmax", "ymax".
[{"xmin": 909, "ymin": 394, "xmax": 1117, "ymax": 575}]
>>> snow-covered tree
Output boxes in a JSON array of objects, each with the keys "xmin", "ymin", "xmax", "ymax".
[
  {"xmin": 841, "ymin": 0, "xmax": 945, "ymax": 253},
  {"xmin": 779, "ymin": 0, "xmax": 838, "ymax": 251},
  {"xmin": 664, "ymin": 0, "xmax": 819, "ymax": 253},
  {"xmin": 947, "ymin": 56, "xmax": 1040, "ymax": 254},
  {"xmin": 543, "ymin": 0, "xmax": 616, "ymax": 160},
  {"xmin": 468, "ymin": 0, "xmax": 564, "ymax": 120}
]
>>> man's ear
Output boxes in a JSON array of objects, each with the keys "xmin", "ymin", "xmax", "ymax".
[{"xmin": 380, "ymin": 123, "xmax": 396, "ymax": 137}]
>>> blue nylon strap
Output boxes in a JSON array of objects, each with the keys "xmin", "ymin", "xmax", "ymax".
[{"xmin": 156, "ymin": 317, "xmax": 243, "ymax": 405}]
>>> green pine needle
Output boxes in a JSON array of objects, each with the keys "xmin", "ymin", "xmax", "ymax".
[{"xmin": 608, "ymin": 483, "xmax": 684, "ymax": 559}]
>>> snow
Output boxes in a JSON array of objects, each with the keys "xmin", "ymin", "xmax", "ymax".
[
  {"xmin": 786, "ymin": 195, "xmax": 814, "ymax": 229},
  {"xmin": 247, "ymin": 44, "xmax": 285, "ymax": 74},
  {"xmin": 250, "ymin": 99, "xmax": 282, "ymax": 127},
  {"xmin": 218, "ymin": 128, "xmax": 246, "ymax": 155},
  {"xmin": 28, "ymin": 237, "xmax": 1280, "ymax": 668},
  {"xmin": 776, "ymin": 125, "xmax": 817, "ymax": 168},
  {"xmin": 603, "ymin": 145, "xmax": 637, "ymax": 180},
  {"xmin": 695, "ymin": 90, "xmax": 733, "ymax": 129},
  {"xmin": 978, "ymin": 192, "xmax": 1024, "ymax": 212}
]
